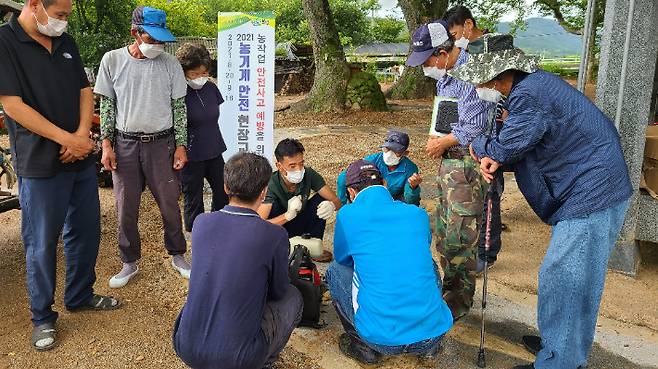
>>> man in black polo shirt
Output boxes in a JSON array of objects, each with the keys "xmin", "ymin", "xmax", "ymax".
[{"xmin": 0, "ymin": 0, "xmax": 120, "ymax": 352}]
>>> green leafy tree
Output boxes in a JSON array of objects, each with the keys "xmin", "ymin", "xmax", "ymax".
[
  {"xmin": 68, "ymin": 0, "xmax": 137, "ymax": 70},
  {"xmin": 533, "ymin": 0, "xmax": 605, "ymax": 35},
  {"xmin": 371, "ymin": 17, "xmax": 407, "ymax": 43},
  {"xmin": 274, "ymin": 0, "xmax": 309, "ymax": 44},
  {"xmin": 456, "ymin": 0, "xmax": 528, "ymax": 32},
  {"xmin": 330, "ymin": 0, "xmax": 376, "ymax": 46},
  {"xmin": 199, "ymin": 0, "xmax": 376, "ymax": 46},
  {"xmin": 296, "ymin": 0, "xmax": 351, "ymax": 111},
  {"xmin": 533, "ymin": 0, "xmax": 606, "ymax": 83},
  {"xmin": 139, "ymin": 0, "xmax": 214, "ymax": 37},
  {"xmin": 387, "ymin": 0, "xmax": 449, "ymax": 99}
]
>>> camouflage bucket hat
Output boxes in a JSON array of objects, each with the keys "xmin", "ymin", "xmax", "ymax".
[{"xmin": 448, "ymin": 33, "xmax": 540, "ymax": 85}]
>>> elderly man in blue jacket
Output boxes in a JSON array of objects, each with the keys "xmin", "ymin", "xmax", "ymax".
[{"xmin": 450, "ymin": 34, "xmax": 632, "ymax": 369}]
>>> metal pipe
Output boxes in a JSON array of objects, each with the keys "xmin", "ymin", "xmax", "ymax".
[
  {"xmin": 614, "ymin": 0, "xmax": 637, "ymax": 130},
  {"xmin": 577, "ymin": 0, "xmax": 597, "ymax": 92}
]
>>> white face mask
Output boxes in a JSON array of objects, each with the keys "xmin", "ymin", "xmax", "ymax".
[
  {"xmin": 423, "ymin": 54, "xmax": 449, "ymax": 80},
  {"xmin": 33, "ymin": 2, "xmax": 67, "ymax": 37},
  {"xmin": 455, "ymin": 26, "xmax": 471, "ymax": 50},
  {"xmin": 286, "ymin": 168, "xmax": 305, "ymax": 184},
  {"xmin": 138, "ymin": 35, "xmax": 165, "ymax": 59},
  {"xmin": 476, "ymin": 87, "xmax": 503, "ymax": 103},
  {"xmin": 382, "ymin": 150, "xmax": 401, "ymax": 166},
  {"xmin": 423, "ymin": 66, "xmax": 446, "ymax": 80},
  {"xmin": 455, "ymin": 37, "xmax": 469, "ymax": 50},
  {"xmin": 187, "ymin": 77, "xmax": 208, "ymax": 90}
]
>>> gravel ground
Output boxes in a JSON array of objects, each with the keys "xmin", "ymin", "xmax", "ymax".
[{"xmin": 0, "ymin": 98, "xmax": 657, "ymax": 369}]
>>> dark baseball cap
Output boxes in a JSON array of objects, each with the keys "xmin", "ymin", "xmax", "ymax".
[
  {"xmin": 345, "ymin": 160, "xmax": 382, "ymax": 187},
  {"xmin": 132, "ymin": 6, "xmax": 176, "ymax": 43},
  {"xmin": 406, "ymin": 20, "xmax": 450, "ymax": 67},
  {"xmin": 382, "ymin": 130, "xmax": 410, "ymax": 153}
]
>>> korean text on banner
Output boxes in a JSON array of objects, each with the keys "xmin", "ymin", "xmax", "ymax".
[{"xmin": 218, "ymin": 12, "xmax": 275, "ymax": 163}]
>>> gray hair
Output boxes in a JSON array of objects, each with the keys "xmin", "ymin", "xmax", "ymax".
[
  {"xmin": 435, "ymin": 38, "xmax": 456, "ymax": 54},
  {"xmin": 176, "ymin": 43, "xmax": 212, "ymax": 72},
  {"xmin": 130, "ymin": 24, "xmax": 145, "ymax": 34},
  {"xmin": 224, "ymin": 153, "xmax": 272, "ymax": 203}
]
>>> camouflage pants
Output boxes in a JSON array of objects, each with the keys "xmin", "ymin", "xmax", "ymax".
[{"xmin": 435, "ymin": 156, "xmax": 487, "ymax": 320}]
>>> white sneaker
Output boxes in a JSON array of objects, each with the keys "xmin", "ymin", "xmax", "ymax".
[
  {"xmin": 171, "ymin": 255, "xmax": 191, "ymax": 279},
  {"xmin": 109, "ymin": 263, "xmax": 139, "ymax": 288}
]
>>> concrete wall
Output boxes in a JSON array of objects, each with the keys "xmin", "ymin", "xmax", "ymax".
[{"xmin": 596, "ymin": 0, "xmax": 658, "ymax": 275}]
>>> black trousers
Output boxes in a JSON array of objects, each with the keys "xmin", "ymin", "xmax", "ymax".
[
  {"xmin": 181, "ymin": 156, "xmax": 229, "ymax": 232},
  {"xmin": 478, "ymin": 171, "xmax": 504, "ymax": 262},
  {"xmin": 270, "ymin": 194, "xmax": 326, "ymax": 239}
]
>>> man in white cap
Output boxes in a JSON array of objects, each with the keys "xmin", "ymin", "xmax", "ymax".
[{"xmin": 406, "ymin": 20, "xmax": 494, "ymax": 322}]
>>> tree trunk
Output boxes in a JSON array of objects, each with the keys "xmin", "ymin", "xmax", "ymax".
[
  {"xmin": 296, "ymin": 0, "xmax": 350, "ymax": 112},
  {"xmin": 584, "ymin": 16, "xmax": 597, "ymax": 85},
  {"xmin": 387, "ymin": 0, "xmax": 449, "ymax": 100},
  {"xmin": 586, "ymin": 0, "xmax": 605, "ymax": 83}
]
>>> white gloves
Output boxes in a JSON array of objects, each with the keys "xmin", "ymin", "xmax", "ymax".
[
  {"xmin": 316, "ymin": 200, "xmax": 336, "ymax": 220},
  {"xmin": 285, "ymin": 195, "xmax": 303, "ymax": 221}
]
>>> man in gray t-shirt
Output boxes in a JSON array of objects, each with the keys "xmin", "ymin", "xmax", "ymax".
[{"xmin": 94, "ymin": 6, "xmax": 191, "ymax": 289}]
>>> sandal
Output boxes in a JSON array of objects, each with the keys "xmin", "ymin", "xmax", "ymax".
[
  {"xmin": 67, "ymin": 294, "xmax": 121, "ymax": 312},
  {"xmin": 312, "ymin": 250, "xmax": 333, "ymax": 263},
  {"xmin": 31, "ymin": 322, "xmax": 56, "ymax": 352}
]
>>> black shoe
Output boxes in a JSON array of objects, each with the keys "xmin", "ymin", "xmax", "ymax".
[
  {"xmin": 476, "ymin": 257, "xmax": 495, "ymax": 275},
  {"xmin": 338, "ymin": 333, "xmax": 381, "ymax": 364},
  {"xmin": 522, "ymin": 335, "xmax": 542, "ymax": 356},
  {"xmin": 512, "ymin": 365, "xmax": 534, "ymax": 369},
  {"xmin": 416, "ymin": 340, "xmax": 442, "ymax": 360}
]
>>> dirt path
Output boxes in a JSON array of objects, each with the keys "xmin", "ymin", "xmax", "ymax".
[{"xmin": 0, "ymin": 101, "xmax": 657, "ymax": 368}]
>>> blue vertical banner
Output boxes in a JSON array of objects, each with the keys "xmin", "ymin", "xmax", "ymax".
[{"xmin": 217, "ymin": 12, "xmax": 275, "ymax": 162}]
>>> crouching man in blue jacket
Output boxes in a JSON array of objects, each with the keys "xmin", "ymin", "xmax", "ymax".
[
  {"xmin": 450, "ymin": 34, "xmax": 632, "ymax": 369},
  {"xmin": 327, "ymin": 159, "xmax": 453, "ymax": 365}
]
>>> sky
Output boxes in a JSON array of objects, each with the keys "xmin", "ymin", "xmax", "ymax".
[{"xmin": 376, "ymin": 0, "xmax": 542, "ymax": 21}]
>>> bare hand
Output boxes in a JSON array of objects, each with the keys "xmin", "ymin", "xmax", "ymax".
[
  {"xmin": 408, "ymin": 173, "xmax": 422, "ymax": 188},
  {"xmin": 469, "ymin": 145, "xmax": 480, "ymax": 162},
  {"xmin": 60, "ymin": 129, "xmax": 93, "ymax": 163},
  {"xmin": 501, "ymin": 109, "xmax": 509, "ymax": 121},
  {"xmin": 426, "ymin": 137, "xmax": 446, "ymax": 159},
  {"xmin": 173, "ymin": 146, "xmax": 188, "ymax": 170},
  {"xmin": 59, "ymin": 146, "xmax": 77, "ymax": 164},
  {"xmin": 101, "ymin": 143, "xmax": 117, "ymax": 171},
  {"xmin": 61, "ymin": 132, "xmax": 94, "ymax": 162},
  {"xmin": 479, "ymin": 157, "xmax": 500, "ymax": 183}
]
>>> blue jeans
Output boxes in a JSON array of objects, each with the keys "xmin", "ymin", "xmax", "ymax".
[
  {"xmin": 326, "ymin": 262, "xmax": 444, "ymax": 356},
  {"xmin": 535, "ymin": 199, "xmax": 629, "ymax": 369},
  {"xmin": 19, "ymin": 165, "xmax": 101, "ymax": 326}
]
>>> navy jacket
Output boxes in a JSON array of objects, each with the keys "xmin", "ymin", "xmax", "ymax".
[
  {"xmin": 472, "ymin": 71, "xmax": 632, "ymax": 225},
  {"xmin": 173, "ymin": 206, "xmax": 290, "ymax": 369}
]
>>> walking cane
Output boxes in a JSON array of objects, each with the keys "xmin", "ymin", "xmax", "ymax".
[{"xmin": 477, "ymin": 176, "xmax": 497, "ymax": 368}]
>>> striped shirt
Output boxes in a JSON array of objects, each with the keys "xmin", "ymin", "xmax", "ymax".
[
  {"xmin": 436, "ymin": 49, "xmax": 495, "ymax": 147},
  {"xmin": 490, "ymin": 96, "xmax": 508, "ymax": 137}
]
